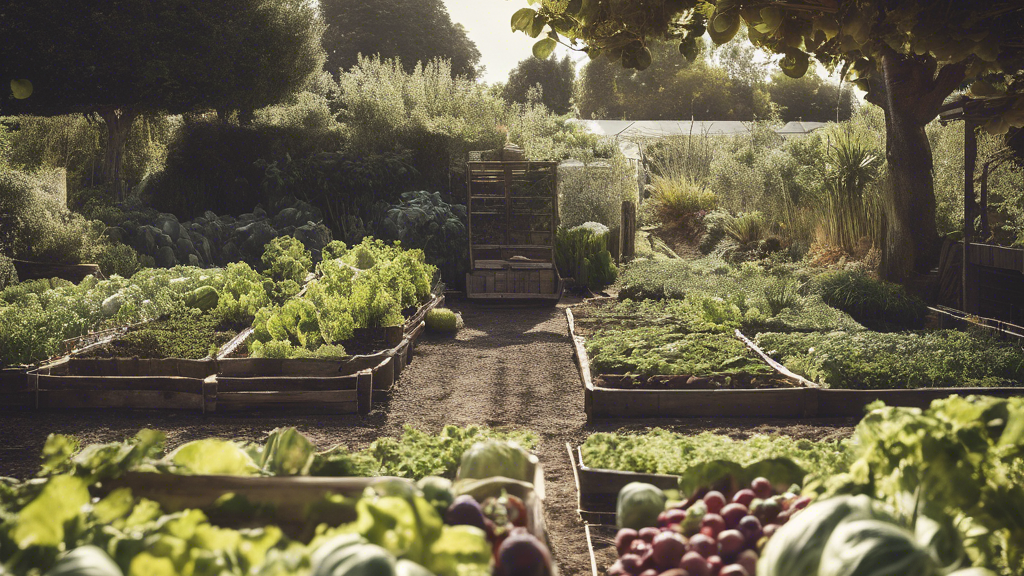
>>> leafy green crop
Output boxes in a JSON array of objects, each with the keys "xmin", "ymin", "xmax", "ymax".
[
  {"xmin": 555, "ymin": 223, "xmax": 617, "ymax": 291},
  {"xmin": 248, "ymin": 237, "xmax": 436, "ymax": 359},
  {"xmin": 260, "ymin": 235, "xmax": 313, "ymax": 285},
  {"xmin": 811, "ymin": 268, "xmax": 928, "ymax": 331},
  {"xmin": 757, "ymin": 330, "xmax": 1024, "ymax": 389},
  {"xmin": 581, "ymin": 430, "xmax": 850, "ymax": 488},
  {"xmin": 824, "ymin": 396, "xmax": 1024, "ymax": 575},
  {"xmin": 586, "ymin": 326, "xmax": 773, "ymax": 377}
]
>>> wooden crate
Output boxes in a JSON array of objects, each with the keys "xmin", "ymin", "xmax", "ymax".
[
  {"xmin": 465, "ymin": 268, "xmax": 563, "ymax": 300},
  {"xmin": 213, "ymin": 360, "xmax": 374, "ymax": 414}
]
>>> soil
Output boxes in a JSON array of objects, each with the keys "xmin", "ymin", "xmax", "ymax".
[{"xmin": 0, "ymin": 297, "xmax": 857, "ymax": 575}]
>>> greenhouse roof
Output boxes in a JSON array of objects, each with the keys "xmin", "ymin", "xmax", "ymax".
[{"xmin": 570, "ymin": 120, "xmax": 830, "ymax": 159}]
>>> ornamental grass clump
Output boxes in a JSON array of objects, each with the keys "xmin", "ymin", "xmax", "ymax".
[
  {"xmin": 425, "ymin": 308, "xmax": 462, "ymax": 333},
  {"xmin": 810, "ymin": 268, "xmax": 927, "ymax": 330}
]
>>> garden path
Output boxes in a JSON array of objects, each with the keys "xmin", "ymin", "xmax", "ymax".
[{"xmin": 0, "ymin": 298, "xmax": 856, "ymax": 575}]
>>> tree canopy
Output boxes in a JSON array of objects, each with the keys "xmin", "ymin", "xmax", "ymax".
[
  {"xmin": 513, "ymin": 0, "xmax": 1024, "ymax": 280},
  {"xmin": 320, "ymin": 0, "xmax": 482, "ymax": 79},
  {"xmin": 502, "ymin": 55, "xmax": 576, "ymax": 114},
  {"xmin": 0, "ymin": 0, "xmax": 325, "ymax": 200}
]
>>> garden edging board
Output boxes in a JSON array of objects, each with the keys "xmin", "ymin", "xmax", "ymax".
[{"xmin": 567, "ymin": 442, "xmax": 676, "ymax": 525}]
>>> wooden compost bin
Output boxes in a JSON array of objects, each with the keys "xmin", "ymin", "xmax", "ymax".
[
  {"xmin": 99, "ymin": 464, "xmax": 552, "ymax": 552},
  {"xmin": 466, "ymin": 161, "xmax": 563, "ymax": 301},
  {"xmin": 566, "ymin": 307, "xmax": 811, "ymax": 420}
]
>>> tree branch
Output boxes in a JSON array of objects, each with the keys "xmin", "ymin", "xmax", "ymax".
[{"xmin": 917, "ymin": 60, "xmax": 969, "ymax": 124}]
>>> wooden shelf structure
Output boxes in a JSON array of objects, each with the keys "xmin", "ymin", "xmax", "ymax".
[{"xmin": 465, "ymin": 161, "xmax": 563, "ymax": 300}]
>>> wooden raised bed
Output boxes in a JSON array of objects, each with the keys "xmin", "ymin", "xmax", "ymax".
[
  {"xmin": 100, "ymin": 464, "xmax": 551, "ymax": 549},
  {"xmin": 569, "ymin": 304, "xmax": 1024, "ymax": 420},
  {"xmin": 0, "ymin": 367, "xmax": 32, "ymax": 410},
  {"xmin": 12, "ymin": 259, "xmax": 103, "ymax": 283},
  {"xmin": 566, "ymin": 307, "xmax": 809, "ymax": 420},
  {"xmin": 30, "ymin": 357, "xmax": 217, "ymax": 411},
  {"xmin": 567, "ymin": 442, "xmax": 676, "ymax": 525}
]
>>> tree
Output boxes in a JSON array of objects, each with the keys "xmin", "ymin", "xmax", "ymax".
[
  {"xmin": 320, "ymin": 0, "xmax": 481, "ymax": 79},
  {"xmin": 0, "ymin": 0, "xmax": 325, "ymax": 202},
  {"xmin": 768, "ymin": 64, "xmax": 856, "ymax": 122},
  {"xmin": 503, "ymin": 55, "xmax": 576, "ymax": 114},
  {"xmin": 577, "ymin": 38, "xmax": 775, "ymax": 120},
  {"xmin": 512, "ymin": 0, "xmax": 1024, "ymax": 281}
]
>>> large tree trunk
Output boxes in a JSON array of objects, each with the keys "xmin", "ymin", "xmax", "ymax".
[
  {"xmin": 866, "ymin": 52, "xmax": 967, "ymax": 283},
  {"xmin": 100, "ymin": 108, "xmax": 137, "ymax": 203}
]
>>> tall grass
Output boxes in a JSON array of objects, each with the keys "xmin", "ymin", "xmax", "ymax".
[{"xmin": 813, "ymin": 126, "xmax": 884, "ymax": 254}]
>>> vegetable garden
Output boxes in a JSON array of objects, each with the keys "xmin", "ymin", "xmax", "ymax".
[{"xmin": 3, "ymin": 0, "xmax": 1024, "ymax": 575}]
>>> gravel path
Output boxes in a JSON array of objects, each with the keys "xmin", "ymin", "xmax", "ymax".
[{"xmin": 0, "ymin": 297, "xmax": 857, "ymax": 575}]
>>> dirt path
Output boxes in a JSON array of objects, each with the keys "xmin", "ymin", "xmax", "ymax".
[{"xmin": 0, "ymin": 297, "xmax": 857, "ymax": 575}]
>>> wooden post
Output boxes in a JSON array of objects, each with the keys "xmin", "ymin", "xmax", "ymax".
[
  {"xmin": 356, "ymin": 369, "xmax": 372, "ymax": 415},
  {"xmin": 963, "ymin": 121, "xmax": 977, "ymax": 314},
  {"xmin": 619, "ymin": 201, "xmax": 636, "ymax": 263}
]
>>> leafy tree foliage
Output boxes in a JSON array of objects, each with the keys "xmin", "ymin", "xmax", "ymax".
[
  {"xmin": 512, "ymin": 0, "xmax": 1024, "ymax": 280},
  {"xmin": 768, "ymin": 64, "xmax": 855, "ymax": 122},
  {"xmin": 502, "ymin": 55, "xmax": 576, "ymax": 115},
  {"xmin": 0, "ymin": 0, "xmax": 325, "ymax": 202},
  {"xmin": 320, "ymin": 0, "xmax": 482, "ymax": 79}
]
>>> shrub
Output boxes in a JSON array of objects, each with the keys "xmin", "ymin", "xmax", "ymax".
[
  {"xmin": 555, "ymin": 223, "xmax": 618, "ymax": 291},
  {"xmin": 376, "ymin": 191, "xmax": 468, "ymax": 285},
  {"xmin": 559, "ymin": 152, "xmax": 637, "ymax": 230},
  {"xmin": 0, "ymin": 254, "xmax": 17, "ymax": 290},
  {"xmin": 811, "ymin": 268, "xmax": 928, "ymax": 330},
  {"xmin": 649, "ymin": 175, "xmax": 718, "ymax": 221},
  {"xmin": 723, "ymin": 211, "xmax": 768, "ymax": 246},
  {"xmin": 425, "ymin": 308, "xmax": 463, "ymax": 333},
  {"xmin": 89, "ymin": 241, "xmax": 142, "ymax": 278}
]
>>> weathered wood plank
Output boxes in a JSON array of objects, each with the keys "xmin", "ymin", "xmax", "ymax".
[
  {"xmin": 215, "ymin": 376, "xmax": 359, "ymax": 393},
  {"xmin": 38, "ymin": 390, "xmax": 204, "ymax": 410}
]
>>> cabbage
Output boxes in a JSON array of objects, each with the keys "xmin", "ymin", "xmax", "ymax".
[
  {"xmin": 616, "ymin": 482, "xmax": 667, "ymax": 530},
  {"xmin": 819, "ymin": 519, "xmax": 940, "ymax": 576},
  {"xmin": 758, "ymin": 495, "xmax": 895, "ymax": 576},
  {"xmin": 458, "ymin": 440, "xmax": 533, "ymax": 482},
  {"xmin": 311, "ymin": 535, "xmax": 396, "ymax": 576},
  {"xmin": 417, "ymin": 476, "xmax": 454, "ymax": 515},
  {"xmin": 44, "ymin": 546, "xmax": 123, "ymax": 576},
  {"xmin": 395, "ymin": 559, "xmax": 435, "ymax": 576},
  {"xmin": 167, "ymin": 438, "xmax": 260, "ymax": 475}
]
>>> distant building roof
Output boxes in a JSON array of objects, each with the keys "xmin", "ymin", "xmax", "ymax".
[{"xmin": 570, "ymin": 119, "xmax": 830, "ymax": 159}]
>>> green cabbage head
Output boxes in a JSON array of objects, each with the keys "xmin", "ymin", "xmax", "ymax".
[
  {"xmin": 758, "ymin": 495, "xmax": 895, "ymax": 576},
  {"xmin": 819, "ymin": 519, "xmax": 940, "ymax": 576},
  {"xmin": 616, "ymin": 482, "xmax": 667, "ymax": 530},
  {"xmin": 459, "ymin": 440, "xmax": 533, "ymax": 482}
]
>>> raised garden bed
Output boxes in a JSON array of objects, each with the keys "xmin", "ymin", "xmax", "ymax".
[
  {"xmin": 569, "ymin": 297, "xmax": 1024, "ymax": 419},
  {"xmin": 567, "ymin": 306, "xmax": 811, "ymax": 420},
  {"xmin": 19, "ymin": 286, "xmax": 442, "ymax": 413}
]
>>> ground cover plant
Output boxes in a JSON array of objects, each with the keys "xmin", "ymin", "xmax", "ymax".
[
  {"xmin": 756, "ymin": 330, "xmax": 1024, "ymax": 390},
  {"xmin": 0, "ymin": 425, "xmax": 544, "ymax": 576},
  {"xmin": 810, "ymin": 268, "xmax": 928, "ymax": 331}
]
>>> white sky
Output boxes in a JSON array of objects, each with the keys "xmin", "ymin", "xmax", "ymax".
[{"xmin": 443, "ymin": 0, "xmax": 581, "ymax": 85}]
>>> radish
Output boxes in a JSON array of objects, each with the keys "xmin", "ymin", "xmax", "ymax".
[
  {"xmin": 639, "ymin": 527, "xmax": 660, "ymax": 543},
  {"xmin": 681, "ymin": 551, "xmax": 711, "ymax": 576},
  {"xmin": 703, "ymin": 491, "xmax": 726, "ymax": 514},
  {"xmin": 688, "ymin": 533, "xmax": 717, "ymax": 558},
  {"xmin": 665, "ymin": 508, "xmax": 687, "ymax": 525},
  {"xmin": 737, "ymin": 515, "xmax": 762, "ymax": 544},
  {"xmin": 720, "ymin": 564, "xmax": 750, "ymax": 576},
  {"xmin": 720, "ymin": 503, "xmax": 749, "ymax": 529},
  {"xmin": 700, "ymin": 513, "xmax": 726, "ymax": 537},
  {"xmin": 731, "ymin": 489, "xmax": 756, "ymax": 507},
  {"xmin": 717, "ymin": 530, "xmax": 745, "ymax": 559},
  {"xmin": 750, "ymin": 477, "xmax": 772, "ymax": 499},
  {"xmin": 652, "ymin": 532, "xmax": 687, "ymax": 569},
  {"xmin": 707, "ymin": 555, "xmax": 724, "ymax": 575},
  {"xmin": 615, "ymin": 528, "xmax": 638, "ymax": 556}
]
